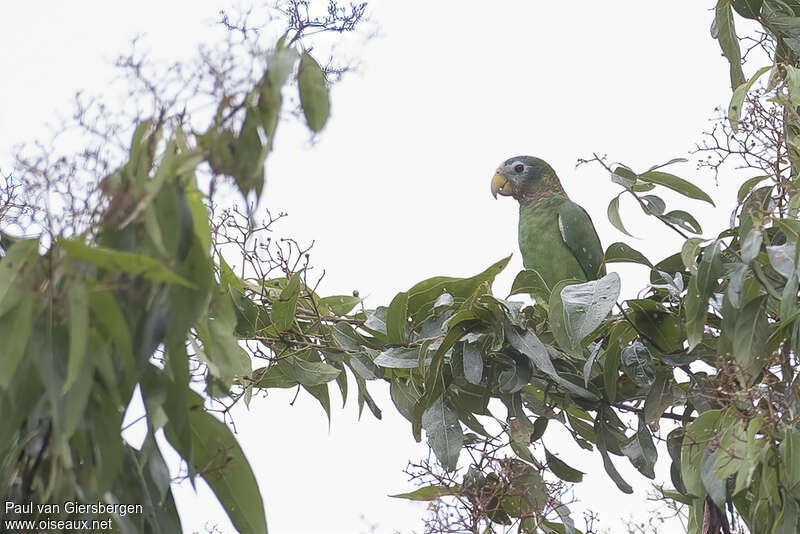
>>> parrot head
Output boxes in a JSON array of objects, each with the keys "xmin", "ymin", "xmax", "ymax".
[{"xmin": 491, "ymin": 155, "xmax": 564, "ymax": 203}]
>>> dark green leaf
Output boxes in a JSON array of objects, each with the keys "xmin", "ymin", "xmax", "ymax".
[
  {"xmin": 715, "ymin": 0, "xmax": 746, "ymax": 90},
  {"xmin": 644, "ymin": 371, "xmax": 673, "ymax": 425},
  {"xmin": 270, "ymin": 271, "xmax": 302, "ymax": 333},
  {"xmin": 407, "ymin": 256, "xmax": 510, "ymax": 322},
  {"xmin": 61, "ymin": 239, "xmax": 195, "ymax": 287},
  {"xmin": 661, "ymin": 210, "xmax": 703, "ymax": 234},
  {"xmin": 620, "ymin": 341, "xmax": 656, "ymax": 387},
  {"xmin": 731, "ymin": 0, "xmax": 763, "ymax": 18},
  {"xmin": 386, "ymin": 291, "xmax": 409, "ymax": 344},
  {"xmin": 290, "ymin": 358, "xmax": 340, "ymax": 387},
  {"xmin": 319, "ymin": 295, "xmax": 361, "ymax": 315},
  {"xmin": 422, "ymin": 395, "xmax": 463, "ymax": 471},
  {"xmin": 390, "ymin": 485, "xmax": 460, "ymax": 501},
  {"xmin": 0, "ymin": 239, "xmax": 39, "ymax": 306},
  {"xmin": 728, "ymin": 66, "xmax": 771, "ymax": 131},
  {"xmin": 621, "ymin": 416, "xmax": 657, "ymax": 479},
  {"xmin": 737, "ymin": 175, "xmax": 768, "ymax": 202},
  {"xmin": 298, "ymin": 51, "xmax": 330, "ymax": 132},
  {"xmin": 626, "ymin": 299, "xmax": 682, "ymax": 353},
  {"xmin": 640, "ymin": 194, "xmax": 666, "ymax": 215},
  {"xmin": 374, "ymin": 347, "xmax": 424, "ymax": 369},
  {"xmin": 595, "ymin": 418, "xmax": 633, "ymax": 494},
  {"xmin": 733, "ymin": 295, "xmax": 768, "ymax": 383},
  {"xmin": 165, "ymin": 391, "xmax": 268, "ymax": 534},
  {"xmin": 0, "ymin": 292, "xmax": 35, "ymax": 388},
  {"xmin": 545, "ymin": 448, "xmax": 584, "ymax": 482},
  {"xmin": 638, "ymin": 171, "xmax": 715, "ymax": 205},
  {"xmin": 604, "ymin": 242, "xmax": 652, "ymax": 267},
  {"xmin": 462, "ymin": 341, "xmax": 483, "ymax": 385},
  {"xmin": 505, "ymin": 320, "xmax": 598, "ymax": 400},
  {"xmin": 701, "ymin": 449, "xmax": 727, "ymax": 509},
  {"xmin": 607, "ymin": 196, "xmax": 633, "ymax": 237},
  {"xmin": 685, "ymin": 241, "xmax": 722, "ymax": 348},
  {"xmin": 509, "ymin": 269, "xmax": 550, "ymax": 299},
  {"xmin": 64, "ymin": 281, "xmax": 89, "ymax": 392}
]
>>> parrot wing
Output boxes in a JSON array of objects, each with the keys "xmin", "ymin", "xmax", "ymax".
[{"xmin": 557, "ymin": 200, "xmax": 606, "ymax": 281}]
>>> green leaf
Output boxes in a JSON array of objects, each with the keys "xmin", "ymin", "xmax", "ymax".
[
  {"xmin": 319, "ymin": 295, "xmax": 360, "ymax": 315},
  {"xmin": 701, "ymin": 449, "xmax": 727, "ymax": 508},
  {"xmin": 681, "ymin": 237, "xmax": 704, "ymax": 273},
  {"xmin": 626, "ymin": 299, "xmax": 682, "ymax": 353},
  {"xmin": 741, "ymin": 228, "xmax": 764, "ymax": 263},
  {"xmin": 421, "ymin": 395, "xmax": 463, "ymax": 471},
  {"xmin": 733, "ymin": 295, "xmax": 768, "ymax": 383},
  {"xmin": 644, "ymin": 370, "xmax": 672, "ymax": 425},
  {"xmin": 270, "ymin": 271, "xmax": 302, "ymax": 333},
  {"xmin": 557, "ymin": 273, "xmax": 620, "ymax": 354},
  {"xmin": 462, "ymin": 341, "xmax": 483, "ymax": 385},
  {"xmin": 60, "ymin": 239, "xmax": 195, "ymax": 288},
  {"xmin": 780, "ymin": 428, "xmax": 800, "ymax": 491},
  {"xmin": 298, "ymin": 51, "xmax": 330, "ymax": 132},
  {"xmin": 595, "ymin": 417, "xmax": 633, "ymax": 494},
  {"xmin": 90, "ymin": 290, "xmax": 135, "ymax": 367},
  {"xmin": 407, "ymin": 256, "xmax": 510, "ymax": 322},
  {"xmin": 715, "ymin": 0, "xmax": 746, "ymax": 90},
  {"xmin": 685, "ymin": 241, "xmax": 722, "ymax": 349},
  {"xmin": 165, "ymin": 391, "xmax": 268, "ymax": 534},
  {"xmin": 638, "ymin": 171, "xmax": 715, "ymax": 205},
  {"xmin": 737, "ymin": 175, "xmax": 768, "ymax": 202},
  {"xmin": 290, "ymin": 358, "xmax": 340, "ymax": 387},
  {"xmin": 604, "ymin": 242, "xmax": 652, "ymax": 267},
  {"xmin": 640, "ymin": 194, "xmax": 666, "ymax": 215},
  {"xmin": 0, "ymin": 238, "xmax": 38, "ymax": 307},
  {"xmin": 390, "ymin": 485, "xmax": 461, "ymax": 501},
  {"xmin": 731, "ymin": 0, "xmax": 763, "ymax": 19},
  {"xmin": 374, "ymin": 347, "xmax": 425, "ymax": 369},
  {"xmin": 611, "ymin": 165, "xmax": 637, "ymax": 187},
  {"xmin": 505, "ymin": 320, "xmax": 598, "ymax": 400},
  {"xmin": 390, "ymin": 378, "xmax": 421, "ymax": 422},
  {"xmin": 197, "ymin": 291, "xmax": 252, "ymax": 390},
  {"xmin": 509, "ymin": 269, "xmax": 550, "ymax": 299},
  {"xmin": 0, "ymin": 291, "xmax": 35, "ymax": 388},
  {"xmin": 64, "ymin": 281, "xmax": 89, "ymax": 392},
  {"xmin": 607, "ymin": 196, "xmax": 633, "ymax": 237},
  {"xmin": 728, "ymin": 65, "xmax": 771, "ymax": 131},
  {"xmin": 661, "ymin": 210, "xmax": 703, "ymax": 234},
  {"xmin": 255, "ymin": 359, "xmax": 298, "ymax": 389},
  {"xmin": 620, "ymin": 341, "xmax": 655, "ymax": 387},
  {"xmin": 621, "ymin": 416, "xmax": 657, "ymax": 479},
  {"xmin": 386, "ymin": 291, "xmax": 409, "ymax": 344},
  {"xmin": 767, "ymin": 242, "xmax": 797, "ymax": 278},
  {"xmin": 545, "ymin": 448, "xmax": 584, "ymax": 483}
]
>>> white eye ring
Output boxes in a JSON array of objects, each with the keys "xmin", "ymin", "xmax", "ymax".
[{"xmin": 512, "ymin": 162, "xmax": 525, "ymax": 173}]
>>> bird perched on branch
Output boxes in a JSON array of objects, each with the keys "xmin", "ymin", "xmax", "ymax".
[{"xmin": 491, "ymin": 155, "xmax": 605, "ymax": 292}]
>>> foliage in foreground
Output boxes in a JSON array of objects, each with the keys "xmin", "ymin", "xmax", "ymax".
[{"xmin": 3, "ymin": 2, "xmax": 800, "ymax": 534}]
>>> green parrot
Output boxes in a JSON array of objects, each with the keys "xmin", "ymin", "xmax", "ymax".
[{"xmin": 491, "ymin": 155, "xmax": 605, "ymax": 292}]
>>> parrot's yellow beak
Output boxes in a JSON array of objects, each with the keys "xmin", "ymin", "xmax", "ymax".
[{"xmin": 491, "ymin": 173, "xmax": 514, "ymax": 198}]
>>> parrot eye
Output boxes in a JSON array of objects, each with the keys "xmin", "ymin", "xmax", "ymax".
[{"xmin": 513, "ymin": 163, "xmax": 525, "ymax": 173}]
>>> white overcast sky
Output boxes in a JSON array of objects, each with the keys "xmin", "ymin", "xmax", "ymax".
[{"xmin": 2, "ymin": 2, "xmax": 754, "ymax": 533}]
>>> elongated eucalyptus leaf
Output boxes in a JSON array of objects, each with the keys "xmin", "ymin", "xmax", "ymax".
[
  {"xmin": 298, "ymin": 51, "xmax": 330, "ymax": 132},
  {"xmin": 166, "ymin": 391, "xmax": 268, "ymax": 534},
  {"xmin": 621, "ymin": 416, "xmax": 657, "ymax": 479},
  {"xmin": 715, "ymin": 0, "xmax": 746, "ymax": 90},
  {"xmin": 422, "ymin": 395, "xmax": 463, "ymax": 471},
  {"xmin": 604, "ymin": 242, "xmax": 652, "ymax": 267},
  {"xmin": 61, "ymin": 239, "xmax": 195, "ymax": 288}
]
